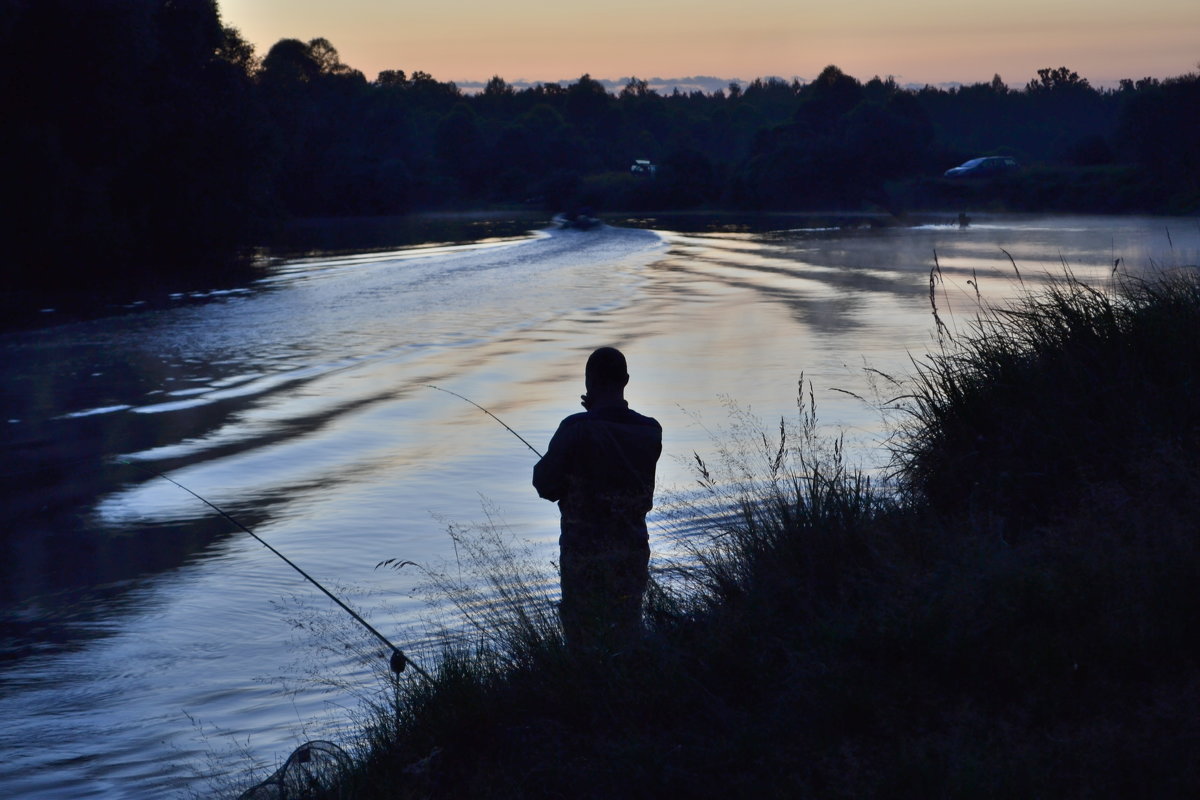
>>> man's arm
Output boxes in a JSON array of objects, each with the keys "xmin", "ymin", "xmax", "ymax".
[{"xmin": 532, "ymin": 420, "xmax": 575, "ymax": 502}]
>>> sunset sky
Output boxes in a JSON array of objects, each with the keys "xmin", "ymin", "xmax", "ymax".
[{"xmin": 220, "ymin": 0, "xmax": 1198, "ymax": 89}]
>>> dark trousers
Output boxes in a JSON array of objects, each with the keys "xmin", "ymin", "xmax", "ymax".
[{"xmin": 558, "ymin": 539, "xmax": 649, "ymax": 651}]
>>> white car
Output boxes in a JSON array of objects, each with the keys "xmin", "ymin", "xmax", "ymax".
[{"xmin": 944, "ymin": 156, "xmax": 1020, "ymax": 178}]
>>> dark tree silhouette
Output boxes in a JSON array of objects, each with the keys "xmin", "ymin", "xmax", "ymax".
[
  {"xmin": 1116, "ymin": 70, "xmax": 1200, "ymax": 207},
  {"xmin": 1, "ymin": 0, "xmax": 272, "ymax": 295}
]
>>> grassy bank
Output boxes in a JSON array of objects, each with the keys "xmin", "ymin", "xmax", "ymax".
[{"xmin": 251, "ymin": 268, "xmax": 1199, "ymax": 798}]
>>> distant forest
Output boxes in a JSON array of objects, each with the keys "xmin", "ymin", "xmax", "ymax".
[{"xmin": 2, "ymin": 0, "xmax": 1198, "ymax": 293}]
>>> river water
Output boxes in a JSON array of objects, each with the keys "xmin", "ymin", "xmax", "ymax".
[{"xmin": 1, "ymin": 214, "xmax": 1195, "ymax": 797}]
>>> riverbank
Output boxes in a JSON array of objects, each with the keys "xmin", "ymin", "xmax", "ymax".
[
  {"xmin": 275, "ymin": 267, "xmax": 1200, "ymax": 798},
  {"xmin": 892, "ymin": 164, "xmax": 1198, "ymax": 217}
]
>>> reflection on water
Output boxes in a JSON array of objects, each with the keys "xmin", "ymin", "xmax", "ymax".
[
  {"xmin": 0, "ymin": 214, "xmax": 1196, "ymax": 797},
  {"xmin": 257, "ymin": 211, "xmax": 551, "ymax": 260}
]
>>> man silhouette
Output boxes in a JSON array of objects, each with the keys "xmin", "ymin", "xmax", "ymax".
[{"xmin": 533, "ymin": 347, "xmax": 662, "ymax": 650}]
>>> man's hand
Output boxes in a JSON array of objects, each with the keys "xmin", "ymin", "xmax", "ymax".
[{"xmin": 580, "ymin": 394, "xmax": 591, "ymax": 410}]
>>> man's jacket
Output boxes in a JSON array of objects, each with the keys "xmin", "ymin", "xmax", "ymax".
[{"xmin": 533, "ymin": 404, "xmax": 662, "ymax": 549}]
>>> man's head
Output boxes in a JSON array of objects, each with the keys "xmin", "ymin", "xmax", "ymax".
[{"xmin": 585, "ymin": 347, "xmax": 629, "ymax": 395}]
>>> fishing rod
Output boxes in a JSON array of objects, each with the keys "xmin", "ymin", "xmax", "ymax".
[
  {"xmin": 117, "ymin": 459, "xmax": 431, "ymax": 681},
  {"xmin": 425, "ymin": 384, "xmax": 671, "ymax": 543},
  {"xmin": 425, "ymin": 384, "xmax": 544, "ymax": 458},
  {"xmin": 115, "ymin": 386, "xmax": 539, "ymax": 678}
]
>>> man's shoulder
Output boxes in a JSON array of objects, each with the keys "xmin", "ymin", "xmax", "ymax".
[
  {"xmin": 623, "ymin": 407, "xmax": 662, "ymax": 431},
  {"xmin": 585, "ymin": 406, "xmax": 660, "ymax": 431},
  {"xmin": 556, "ymin": 411, "xmax": 592, "ymax": 430}
]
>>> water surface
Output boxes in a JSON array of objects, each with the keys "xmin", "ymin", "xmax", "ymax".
[{"xmin": 1, "ymin": 214, "xmax": 1195, "ymax": 797}]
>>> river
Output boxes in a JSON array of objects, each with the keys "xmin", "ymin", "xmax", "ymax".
[{"xmin": 1, "ymin": 213, "xmax": 1195, "ymax": 797}]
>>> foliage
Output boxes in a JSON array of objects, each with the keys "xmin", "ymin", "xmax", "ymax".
[{"xmin": 1116, "ymin": 70, "xmax": 1200, "ymax": 210}]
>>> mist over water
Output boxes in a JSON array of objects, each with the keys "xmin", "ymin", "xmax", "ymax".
[{"xmin": 1, "ymin": 215, "xmax": 1194, "ymax": 797}]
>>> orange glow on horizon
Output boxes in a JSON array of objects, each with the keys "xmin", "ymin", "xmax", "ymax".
[{"xmin": 220, "ymin": 0, "xmax": 1199, "ymax": 87}]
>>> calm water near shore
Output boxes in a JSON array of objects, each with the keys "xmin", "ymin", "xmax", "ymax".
[{"xmin": 1, "ymin": 213, "xmax": 1195, "ymax": 797}]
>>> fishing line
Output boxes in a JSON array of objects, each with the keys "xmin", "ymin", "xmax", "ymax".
[
  {"xmin": 116, "ymin": 459, "xmax": 430, "ymax": 681},
  {"xmin": 113, "ymin": 387, "xmax": 540, "ymax": 678},
  {"xmin": 425, "ymin": 384, "xmax": 543, "ymax": 457}
]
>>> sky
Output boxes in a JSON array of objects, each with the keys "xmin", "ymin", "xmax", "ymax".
[{"xmin": 219, "ymin": 0, "xmax": 1199, "ymax": 89}]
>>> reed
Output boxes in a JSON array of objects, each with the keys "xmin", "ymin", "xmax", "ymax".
[{"xmin": 891, "ymin": 267, "xmax": 1200, "ymax": 527}]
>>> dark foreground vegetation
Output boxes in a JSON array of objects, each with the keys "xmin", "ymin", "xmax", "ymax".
[
  {"xmin": 4, "ymin": 0, "xmax": 1199, "ymax": 305},
  {"xmin": 241, "ymin": 268, "xmax": 1200, "ymax": 798}
]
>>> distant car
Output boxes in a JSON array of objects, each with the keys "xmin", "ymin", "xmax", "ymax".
[
  {"xmin": 943, "ymin": 156, "xmax": 1020, "ymax": 178},
  {"xmin": 630, "ymin": 159, "xmax": 657, "ymax": 177}
]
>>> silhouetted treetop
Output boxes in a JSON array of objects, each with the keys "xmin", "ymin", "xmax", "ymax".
[
  {"xmin": 484, "ymin": 75, "xmax": 515, "ymax": 97},
  {"xmin": 261, "ymin": 37, "xmax": 364, "ymax": 86},
  {"xmin": 1026, "ymin": 66, "xmax": 1091, "ymax": 93}
]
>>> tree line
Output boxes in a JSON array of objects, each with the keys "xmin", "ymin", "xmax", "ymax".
[{"xmin": 2, "ymin": 0, "xmax": 1197, "ymax": 293}]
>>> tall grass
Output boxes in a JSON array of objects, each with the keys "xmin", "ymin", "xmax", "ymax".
[
  {"xmin": 657, "ymin": 380, "xmax": 890, "ymax": 621},
  {"xmin": 265, "ymin": 265, "xmax": 1200, "ymax": 799},
  {"xmin": 893, "ymin": 267, "xmax": 1200, "ymax": 527},
  {"xmin": 876, "ymin": 266, "xmax": 1200, "ymax": 795}
]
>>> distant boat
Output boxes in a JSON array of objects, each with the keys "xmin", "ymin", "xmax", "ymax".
[{"xmin": 553, "ymin": 210, "xmax": 601, "ymax": 230}]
